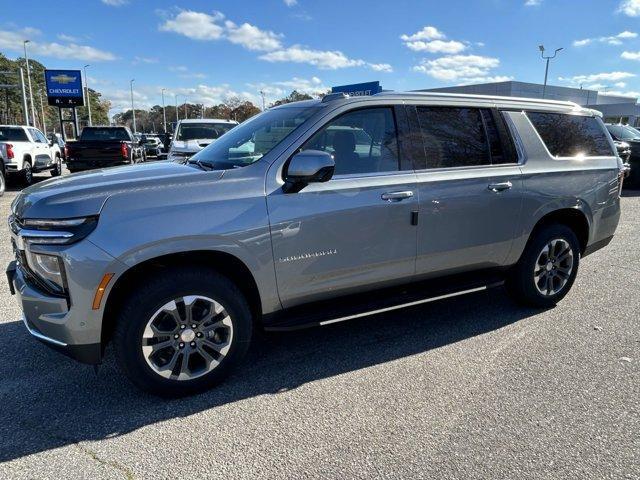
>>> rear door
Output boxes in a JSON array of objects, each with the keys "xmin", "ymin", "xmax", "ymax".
[
  {"xmin": 267, "ymin": 105, "xmax": 419, "ymax": 307},
  {"xmin": 410, "ymin": 105, "xmax": 523, "ymax": 277}
]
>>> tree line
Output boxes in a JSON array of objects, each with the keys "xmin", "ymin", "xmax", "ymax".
[{"xmin": 112, "ymin": 90, "xmax": 323, "ymax": 133}]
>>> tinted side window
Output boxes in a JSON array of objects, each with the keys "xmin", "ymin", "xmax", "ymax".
[
  {"xmin": 527, "ymin": 112, "xmax": 613, "ymax": 157},
  {"xmin": 30, "ymin": 129, "xmax": 44, "ymax": 143},
  {"xmin": 416, "ymin": 107, "xmax": 489, "ymax": 168},
  {"xmin": 303, "ymin": 107, "xmax": 400, "ymax": 176}
]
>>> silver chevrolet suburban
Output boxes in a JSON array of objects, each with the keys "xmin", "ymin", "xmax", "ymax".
[{"xmin": 6, "ymin": 92, "xmax": 623, "ymax": 396}]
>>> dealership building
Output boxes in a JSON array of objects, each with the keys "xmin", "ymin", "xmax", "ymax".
[{"xmin": 421, "ymin": 81, "xmax": 640, "ymax": 127}]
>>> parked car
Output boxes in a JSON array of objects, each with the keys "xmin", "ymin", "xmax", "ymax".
[
  {"xmin": 0, "ymin": 125, "xmax": 63, "ymax": 185},
  {"xmin": 606, "ymin": 124, "xmax": 640, "ymax": 188},
  {"xmin": 140, "ymin": 134, "xmax": 162, "ymax": 158},
  {"xmin": 167, "ymin": 119, "xmax": 238, "ymax": 162},
  {"xmin": 7, "ymin": 92, "xmax": 623, "ymax": 396},
  {"xmin": 49, "ymin": 133, "xmax": 68, "ymax": 162},
  {"xmin": 65, "ymin": 126, "xmax": 145, "ymax": 172}
]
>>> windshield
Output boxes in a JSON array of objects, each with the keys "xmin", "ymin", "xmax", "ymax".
[
  {"xmin": 0, "ymin": 127, "xmax": 28, "ymax": 142},
  {"xmin": 81, "ymin": 128, "xmax": 130, "ymax": 141},
  {"xmin": 188, "ymin": 106, "xmax": 317, "ymax": 170},
  {"xmin": 176, "ymin": 123, "xmax": 236, "ymax": 141},
  {"xmin": 607, "ymin": 125, "xmax": 640, "ymax": 141}
]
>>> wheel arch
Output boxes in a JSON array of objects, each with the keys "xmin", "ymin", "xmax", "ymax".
[
  {"xmin": 101, "ymin": 250, "xmax": 262, "ymax": 350},
  {"xmin": 528, "ymin": 207, "xmax": 590, "ymax": 255}
]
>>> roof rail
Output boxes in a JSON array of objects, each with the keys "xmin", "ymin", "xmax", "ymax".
[{"xmin": 322, "ymin": 92, "xmax": 348, "ymax": 103}]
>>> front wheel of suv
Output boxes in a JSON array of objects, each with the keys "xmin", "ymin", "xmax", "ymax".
[
  {"xmin": 113, "ymin": 267, "xmax": 253, "ymax": 397},
  {"xmin": 506, "ymin": 224, "xmax": 581, "ymax": 308}
]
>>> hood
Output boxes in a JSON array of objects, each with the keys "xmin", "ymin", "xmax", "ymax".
[
  {"xmin": 171, "ymin": 138, "xmax": 215, "ymax": 152},
  {"xmin": 12, "ymin": 162, "xmax": 223, "ymax": 219}
]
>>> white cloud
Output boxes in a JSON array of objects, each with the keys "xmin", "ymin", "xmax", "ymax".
[
  {"xmin": 160, "ymin": 10, "xmax": 390, "ymax": 72},
  {"xmin": 259, "ymin": 46, "xmax": 364, "ymax": 69},
  {"xmin": 559, "ymin": 71, "xmax": 636, "ymax": 84},
  {"xmin": 224, "ymin": 20, "xmax": 283, "ymax": 51},
  {"xmin": 283, "ymin": 0, "xmax": 297, "ymax": 6},
  {"xmin": 413, "ymin": 54, "xmax": 505, "ymax": 83},
  {"xmin": 400, "ymin": 26, "xmax": 445, "ymax": 42},
  {"xmin": 369, "ymin": 63, "xmax": 393, "ymax": 72},
  {"xmin": 621, "ymin": 50, "xmax": 640, "ymax": 60},
  {"xmin": 133, "ymin": 56, "xmax": 159, "ymax": 64},
  {"xmin": 599, "ymin": 89, "xmax": 640, "ymax": 98},
  {"xmin": 57, "ymin": 33, "xmax": 80, "ymax": 42},
  {"xmin": 0, "ymin": 28, "xmax": 116, "ymax": 61},
  {"xmin": 525, "ymin": 0, "xmax": 542, "ymax": 6},
  {"xmin": 573, "ymin": 30, "xmax": 638, "ymax": 47},
  {"xmin": 618, "ymin": 0, "xmax": 640, "ymax": 16},
  {"xmin": 614, "ymin": 82, "xmax": 627, "ymax": 88},
  {"xmin": 160, "ymin": 10, "xmax": 225, "ymax": 41},
  {"xmin": 102, "ymin": 0, "xmax": 128, "ymax": 5},
  {"xmin": 404, "ymin": 39, "xmax": 467, "ymax": 54}
]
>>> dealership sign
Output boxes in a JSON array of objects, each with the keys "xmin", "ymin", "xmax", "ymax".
[
  {"xmin": 45, "ymin": 69, "xmax": 84, "ymax": 107},
  {"xmin": 331, "ymin": 81, "xmax": 382, "ymax": 97}
]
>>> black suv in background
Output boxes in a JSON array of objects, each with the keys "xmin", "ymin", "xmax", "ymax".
[{"xmin": 606, "ymin": 124, "xmax": 640, "ymax": 188}]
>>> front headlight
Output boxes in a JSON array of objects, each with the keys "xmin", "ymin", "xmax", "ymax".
[
  {"xmin": 25, "ymin": 251, "xmax": 66, "ymax": 293},
  {"xmin": 18, "ymin": 216, "xmax": 98, "ymax": 245}
]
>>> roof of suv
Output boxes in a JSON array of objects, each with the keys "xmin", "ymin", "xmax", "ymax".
[
  {"xmin": 274, "ymin": 91, "xmax": 596, "ymax": 115},
  {"xmin": 177, "ymin": 119, "xmax": 238, "ymax": 124}
]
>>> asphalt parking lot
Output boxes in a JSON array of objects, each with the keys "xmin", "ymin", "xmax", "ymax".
[{"xmin": 0, "ymin": 171, "xmax": 638, "ymax": 480}]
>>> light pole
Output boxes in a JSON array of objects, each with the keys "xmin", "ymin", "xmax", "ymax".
[
  {"xmin": 23, "ymin": 40, "xmax": 36, "ymax": 127},
  {"xmin": 161, "ymin": 88, "xmax": 167, "ymax": 133},
  {"xmin": 174, "ymin": 94, "xmax": 179, "ymax": 126},
  {"xmin": 183, "ymin": 97, "xmax": 188, "ymax": 120},
  {"xmin": 83, "ymin": 64, "xmax": 92, "ymax": 126},
  {"xmin": 539, "ymin": 45, "xmax": 563, "ymax": 99},
  {"xmin": 130, "ymin": 79, "xmax": 136, "ymax": 133},
  {"xmin": 260, "ymin": 90, "xmax": 266, "ymax": 111},
  {"xmin": 38, "ymin": 90, "xmax": 47, "ymax": 134}
]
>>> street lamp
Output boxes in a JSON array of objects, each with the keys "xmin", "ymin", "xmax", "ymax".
[
  {"xmin": 130, "ymin": 79, "xmax": 136, "ymax": 133},
  {"xmin": 83, "ymin": 64, "xmax": 92, "ymax": 126},
  {"xmin": 174, "ymin": 94, "xmax": 179, "ymax": 126},
  {"xmin": 183, "ymin": 97, "xmax": 188, "ymax": 120},
  {"xmin": 539, "ymin": 45, "xmax": 563, "ymax": 99},
  {"xmin": 23, "ymin": 40, "xmax": 36, "ymax": 127},
  {"xmin": 161, "ymin": 88, "xmax": 167, "ymax": 133}
]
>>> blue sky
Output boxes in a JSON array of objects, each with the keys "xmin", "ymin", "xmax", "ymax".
[{"xmin": 2, "ymin": 0, "xmax": 640, "ymax": 117}]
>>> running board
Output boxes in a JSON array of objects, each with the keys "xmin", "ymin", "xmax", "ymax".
[{"xmin": 263, "ymin": 273, "xmax": 505, "ymax": 332}]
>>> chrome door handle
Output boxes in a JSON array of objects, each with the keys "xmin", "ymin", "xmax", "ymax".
[
  {"xmin": 487, "ymin": 181, "xmax": 512, "ymax": 192},
  {"xmin": 381, "ymin": 191, "xmax": 414, "ymax": 201}
]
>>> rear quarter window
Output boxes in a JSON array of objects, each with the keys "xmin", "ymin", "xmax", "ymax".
[{"xmin": 527, "ymin": 112, "xmax": 613, "ymax": 158}]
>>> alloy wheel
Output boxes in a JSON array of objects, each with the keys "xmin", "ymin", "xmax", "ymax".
[
  {"xmin": 533, "ymin": 238, "xmax": 574, "ymax": 296},
  {"xmin": 141, "ymin": 295, "xmax": 233, "ymax": 381}
]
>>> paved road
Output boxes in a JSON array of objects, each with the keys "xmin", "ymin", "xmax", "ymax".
[{"xmin": 0, "ymin": 172, "xmax": 638, "ymax": 479}]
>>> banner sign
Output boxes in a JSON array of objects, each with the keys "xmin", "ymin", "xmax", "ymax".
[
  {"xmin": 45, "ymin": 69, "xmax": 84, "ymax": 107},
  {"xmin": 331, "ymin": 81, "xmax": 382, "ymax": 97}
]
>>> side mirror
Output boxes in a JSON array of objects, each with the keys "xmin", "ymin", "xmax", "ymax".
[{"xmin": 283, "ymin": 150, "xmax": 335, "ymax": 193}]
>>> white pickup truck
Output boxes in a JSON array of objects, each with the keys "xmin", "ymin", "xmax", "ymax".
[{"xmin": 0, "ymin": 125, "xmax": 63, "ymax": 186}]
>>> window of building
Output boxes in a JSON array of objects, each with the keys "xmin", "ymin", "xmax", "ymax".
[
  {"xmin": 302, "ymin": 107, "xmax": 400, "ymax": 176},
  {"xmin": 527, "ymin": 112, "xmax": 613, "ymax": 157}
]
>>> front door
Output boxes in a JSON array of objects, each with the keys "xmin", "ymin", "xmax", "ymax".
[{"xmin": 267, "ymin": 106, "xmax": 418, "ymax": 307}]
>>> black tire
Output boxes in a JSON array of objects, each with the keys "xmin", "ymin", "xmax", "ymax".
[
  {"xmin": 506, "ymin": 223, "xmax": 581, "ymax": 308},
  {"xmin": 113, "ymin": 267, "xmax": 253, "ymax": 397},
  {"xmin": 51, "ymin": 155, "xmax": 62, "ymax": 177},
  {"xmin": 21, "ymin": 159, "xmax": 33, "ymax": 186}
]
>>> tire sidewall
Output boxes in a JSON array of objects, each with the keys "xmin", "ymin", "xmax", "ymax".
[
  {"xmin": 0, "ymin": 168, "xmax": 5, "ymax": 196},
  {"xmin": 51, "ymin": 155, "xmax": 62, "ymax": 177},
  {"xmin": 114, "ymin": 269, "xmax": 252, "ymax": 396},
  {"xmin": 515, "ymin": 224, "xmax": 581, "ymax": 306},
  {"xmin": 22, "ymin": 160, "xmax": 33, "ymax": 185}
]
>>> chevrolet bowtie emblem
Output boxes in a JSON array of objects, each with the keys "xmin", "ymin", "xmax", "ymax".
[{"xmin": 51, "ymin": 74, "xmax": 77, "ymax": 84}]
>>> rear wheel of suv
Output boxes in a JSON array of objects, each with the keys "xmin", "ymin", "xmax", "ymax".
[
  {"xmin": 113, "ymin": 267, "xmax": 253, "ymax": 397},
  {"xmin": 506, "ymin": 224, "xmax": 581, "ymax": 308}
]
